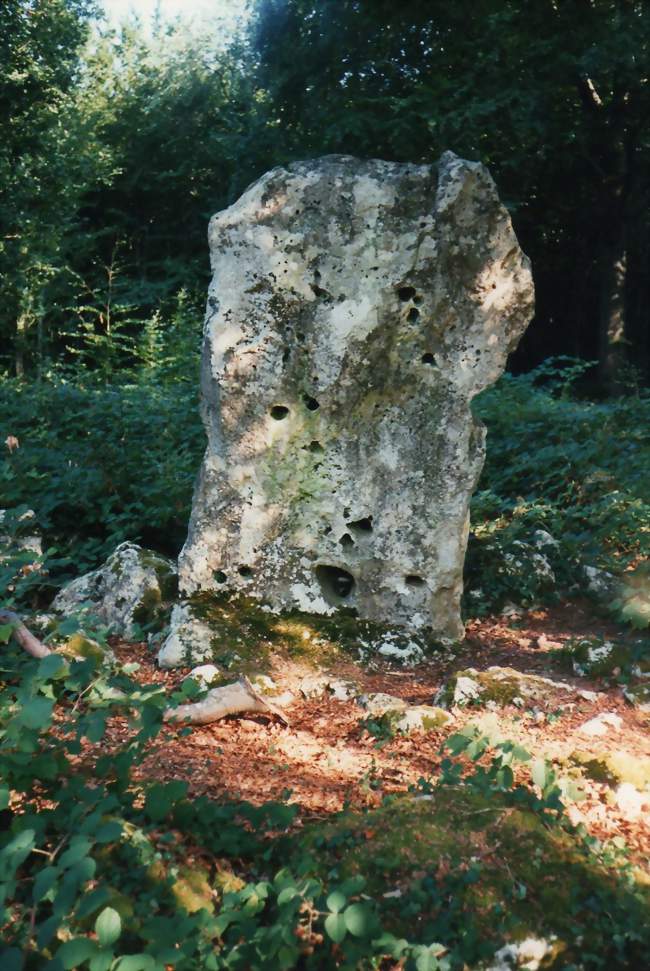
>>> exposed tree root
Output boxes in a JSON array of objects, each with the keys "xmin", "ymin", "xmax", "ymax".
[
  {"xmin": 2, "ymin": 612, "xmax": 289, "ymax": 726},
  {"xmin": 0, "ymin": 609, "xmax": 51, "ymax": 658},
  {"xmin": 163, "ymin": 676, "xmax": 290, "ymax": 726}
]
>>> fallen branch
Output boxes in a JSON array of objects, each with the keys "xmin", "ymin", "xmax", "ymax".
[
  {"xmin": 2, "ymin": 612, "xmax": 289, "ymax": 728},
  {"xmin": 163, "ymin": 675, "xmax": 290, "ymax": 726},
  {"xmin": 0, "ymin": 610, "xmax": 51, "ymax": 659}
]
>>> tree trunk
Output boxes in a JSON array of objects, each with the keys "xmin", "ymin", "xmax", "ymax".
[{"xmin": 598, "ymin": 215, "xmax": 628, "ymax": 393}]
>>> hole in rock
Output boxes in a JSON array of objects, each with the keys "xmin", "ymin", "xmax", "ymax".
[
  {"xmin": 315, "ymin": 564, "xmax": 355, "ymax": 603},
  {"xmin": 282, "ymin": 348, "xmax": 290, "ymax": 363},
  {"xmin": 238, "ymin": 566, "xmax": 253, "ymax": 579},
  {"xmin": 304, "ymin": 395, "xmax": 320, "ymax": 411},
  {"xmin": 339, "ymin": 533, "xmax": 354, "ymax": 548},
  {"xmin": 314, "ymin": 268, "xmax": 321, "ymax": 281},
  {"xmin": 311, "ymin": 284, "xmax": 330, "ymax": 299},
  {"xmin": 421, "ymin": 353, "xmax": 435, "ymax": 365},
  {"xmin": 322, "ymin": 525, "xmax": 333, "ymax": 535},
  {"xmin": 296, "ymin": 331, "xmax": 306, "ymax": 343},
  {"xmin": 407, "ymin": 308, "xmax": 420, "ymax": 323},
  {"xmin": 398, "ymin": 286, "xmax": 416, "ymax": 301},
  {"xmin": 270, "ymin": 405, "xmax": 290, "ymax": 420},
  {"xmin": 405, "ymin": 574, "xmax": 426, "ymax": 587},
  {"xmin": 214, "ymin": 570, "xmax": 228, "ymax": 584},
  {"xmin": 308, "ymin": 440, "xmax": 324, "ymax": 453},
  {"xmin": 347, "ymin": 517, "xmax": 373, "ymax": 534}
]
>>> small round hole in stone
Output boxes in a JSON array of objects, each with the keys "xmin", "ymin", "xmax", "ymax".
[
  {"xmin": 339, "ymin": 533, "xmax": 354, "ymax": 548},
  {"xmin": 214, "ymin": 570, "xmax": 228, "ymax": 584},
  {"xmin": 421, "ymin": 353, "xmax": 435, "ymax": 365},
  {"xmin": 270, "ymin": 405, "xmax": 290, "ymax": 420},
  {"xmin": 238, "ymin": 566, "xmax": 253, "ymax": 579},
  {"xmin": 398, "ymin": 286, "xmax": 416, "ymax": 301},
  {"xmin": 405, "ymin": 574, "xmax": 426, "ymax": 587},
  {"xmin": 315, "ymin": 564, "xmax": 355, "ymax": 603},
  {"xmin": 304, "ymin": 395, "xmax": 320, "ymax": 411}
]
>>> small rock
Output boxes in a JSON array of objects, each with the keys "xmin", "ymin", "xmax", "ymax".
[
  {"xmin": 189, "ymin": 664, "xmax": 221, "ymax": 687},
  {"xmin": 578, "ymin": 689, "xmax": 602, "ymax": 702},
  {"xmin": 327, "ymin": 678, "xmax": 358, "ymax": 701},
  {"xmin": 395, "ymin": 705, "xmax": 453, "ymax": 733},
  {"xmin": 158, "ymin": 602, "xmax": 215, "ymax": 668},
  {"xmin": 577, "ymin": 712, "xmax": 623, "ymax": 737},
  {"xmin": 359, "ymin": 692, "xmax": 407, "ymax": 715},
  {"xmin": 614, "ymin": 783, "xmax": 649, "ymax": 822},
  {"xmin": 54, "ymin": 542, "xmax": 177, "ymax": 641}
]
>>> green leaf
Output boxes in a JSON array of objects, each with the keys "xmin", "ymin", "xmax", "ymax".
[
  {"xmin": 0, "ymin": 787, "xmax": 9, "ymax": 811},
  {"xmin": 89, "ymin": 955, "xmax": 113, "ymax": 971},
  {"xmin": 95, "ymin": 820, "xmax": 122, "ymax": 843},
  {"xmin": 326, "ymin": 889, "xmax": 347, "ymax": 913},
  {"xmin": 343, "ymin": 902, "xmax": 372, "ymax": 937},
  {"xmin": 277, "ymin": 886, "xmax": 298, "ymax": 905},
  {"xmin": 114, "ymin": 956, "xmax": 156, "ymax": 971},
  {"xmin": 33, "ymin": 866, "xmax": 58, "ymax": 903},
  {"xmin": 143, "ymin": 781, "xmax": 188, "ymax": 822},
  {"xmin": 324, "ymin": 912, "xmax": 347, "ymax": 943},
  {"xmin": 95, "ymin": 906, "xmax": 121, "ymax": 946},
  {"xmin": 59, "ymin": 837, "xmax": 93, "ymax": 869},
  {"xmin": 38, "ymin": 655, "xmax": 68, "ymax": 680},
  {"xmin": 18, "ymin": 697, "xmax": 54, "ymax": 730},
  {"xmin": 0, "ymin": 947, "xmax": 24, "ymax": 971},
  {"xmin": 56, "ymin": 938, "xmax": 98, "ymax": 969},
  {"xmin": 0, "ymin": 624, "xmax": 14, "ymax": 645}
]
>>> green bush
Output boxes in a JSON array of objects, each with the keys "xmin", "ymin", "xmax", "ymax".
[
  {"xmin": 467, "ymin": 359, "xmax": 650, "ymax": 612},
  {"xmin": 0, "ymin": 376, "xmax": 205, "ymax": 593}
]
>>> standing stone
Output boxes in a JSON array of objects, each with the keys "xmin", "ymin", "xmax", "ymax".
[{"xmin": 175, "ymin": 153, "xmax": 533, "ymax": 649}]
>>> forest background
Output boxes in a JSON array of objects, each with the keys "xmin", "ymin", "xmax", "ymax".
[{"xmin": 3, "ymin": 0, "xmax": 650, "ymax": 389}]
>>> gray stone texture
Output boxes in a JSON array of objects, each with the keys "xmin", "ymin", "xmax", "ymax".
[{"xmin": 179, "ymin": 153, "xmax": 533, "ymax": 643}]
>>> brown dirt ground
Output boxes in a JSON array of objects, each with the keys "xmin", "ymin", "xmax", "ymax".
[{"xmin": 108, "ymin": 600, "xmax": 650, "ymax": 873}]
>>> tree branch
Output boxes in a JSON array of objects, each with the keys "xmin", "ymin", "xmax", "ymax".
[
  {"xmin": 0, "ymin": 610, "xmax": 52, "ymax": 659},
  {"xmin": 163, "ymin": 676, "xmax": 290, "ymax": 726}
]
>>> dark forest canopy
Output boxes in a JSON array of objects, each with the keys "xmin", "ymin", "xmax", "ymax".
[{"xmin": 1, "ymin": 0, "xmax": 649, "ymax": 389}]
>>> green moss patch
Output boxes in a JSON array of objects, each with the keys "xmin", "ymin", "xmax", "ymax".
[
  {"xmin": 187, "ymin": 592, "xmax": 441, "ymax": 676},
  {"xmin": 296, "ymin": 788, "xmax": 650, "ymax": 968}
]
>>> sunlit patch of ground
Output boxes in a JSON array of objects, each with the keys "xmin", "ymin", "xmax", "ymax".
[{"xmin": 108, "ymin": 600, "xmax": 650, "ymax": 873}]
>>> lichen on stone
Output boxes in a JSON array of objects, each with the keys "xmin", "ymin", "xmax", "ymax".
[
  {"xmin": 175, "ymin": 152, "xmax": 533, "ymax": 661},
  {"xmin": 52, "ymin": 541, "xmax": 177, "ymax": 640}
]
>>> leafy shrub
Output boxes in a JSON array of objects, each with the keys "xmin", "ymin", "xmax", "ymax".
[
  {"xmin": 0, "ymin": 376, "xmax": 205, "ymax": 595},
  {"xmin": 466, "ymin": 359, "xmax": 650, "ymax": 612}
]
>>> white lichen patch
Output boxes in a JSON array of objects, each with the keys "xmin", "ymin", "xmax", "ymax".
[{"xmin": 158, "ymin": 603, "xmax": 216, "ymax": 668}]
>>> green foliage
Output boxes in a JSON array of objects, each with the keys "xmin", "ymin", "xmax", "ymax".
[
  {"xmin": 466, "ymin": 359, "xmax": 650, "ymax": 613},
  {"xmin": 0, "ymin": 375, "xmax": 204, "ymax": 593},
  {"xmin": 0, "ymin": 641, "xmax": 459, "ymax": 968}
]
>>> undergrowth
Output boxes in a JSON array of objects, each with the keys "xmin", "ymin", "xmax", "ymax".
[{"xmin": 0, "ymin": 632, "xmax": 647, "ymax": 970}]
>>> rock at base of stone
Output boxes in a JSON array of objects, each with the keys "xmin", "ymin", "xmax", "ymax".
[
  {"xmin": 52, "ymin": 542, "xmax": 177, "ymax": 640},
  {"xmin": 436, "ymin": 666, "xmax": 573, "ymax": 710},
  {"xmin": 177, "ymin": 151, "xmax": 533, "ymax": 655}
]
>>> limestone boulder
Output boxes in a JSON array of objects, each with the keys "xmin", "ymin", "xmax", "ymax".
[
  {"xmin": 174, "ymin": 152, "xmax": 533, "ymax": 658},
  {"xmin": 52, "ymin": 542, "xmax": 177, "ymax": 639},
  {"xmin": 436, "ymin": 666, "xmax": 573, "ymax": 709}
]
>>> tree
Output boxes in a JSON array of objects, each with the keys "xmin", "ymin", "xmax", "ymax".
[{"xmin": 0, "ymin": 0, "xmax": 101, "ymax": 376}]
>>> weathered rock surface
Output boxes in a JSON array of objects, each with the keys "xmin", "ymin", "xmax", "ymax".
[
  {"xmin": 53, "ymin": 542, "xmax": 177, "ymax": 639},
  {"xmin": 435, "ymin": 666, "xmax": 573, "ymax": 709},
  {"xmin": 359, "ymin": 691, "xmax": 452, "ymax": 733},
  {"xmin": 175, "ymin": 152, "xmax": 533, "ymax": 656}
]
